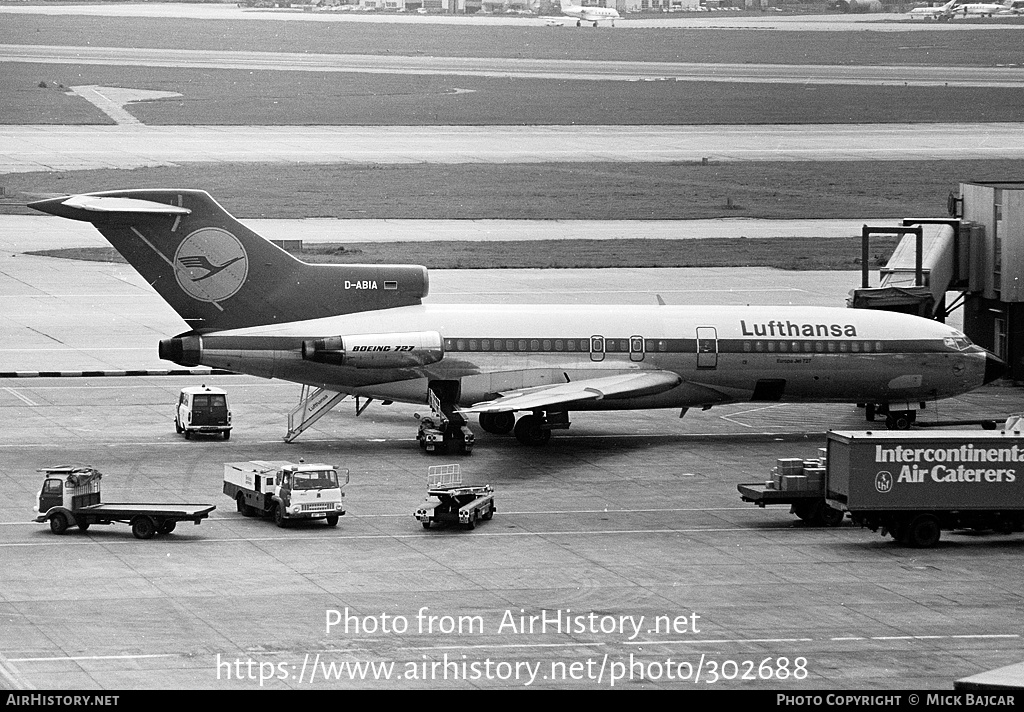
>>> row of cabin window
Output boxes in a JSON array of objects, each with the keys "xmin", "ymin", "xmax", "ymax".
[
  {"xmin": 445, "ymin": 338, "xmax": 648, "ymax": 353},
  {"xmin": 443, "ymin": 338, "xmax": 886, "ymax": 354},
  {"xmin": 743, "ymin": 340, "xmax": 885, "ymax": 353}
]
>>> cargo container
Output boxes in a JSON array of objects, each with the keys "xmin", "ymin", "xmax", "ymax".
[{"xmin": 825, "ymin": 430, "xmax": 1024, "ymax": 547}]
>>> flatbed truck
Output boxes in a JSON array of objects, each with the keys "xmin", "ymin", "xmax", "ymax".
[
  {"xmin": 224, "ymin": 460, "xmax": 348, "ymax": 527},
  {"xmin": 415, "ymin": 464, "xmax": 494, "ymax": 529},
  {"xmin": 33, "ymin": 466, "xmax": 215, "ymax": 540}
]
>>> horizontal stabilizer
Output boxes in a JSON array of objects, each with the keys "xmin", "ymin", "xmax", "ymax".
[
  {"xmin": 61, "ymin": 195, "xmax": 192, "ymax": 215},
  {"xmin": 463, "ymin": 370, "xmax": 682, "ymax": 413}
]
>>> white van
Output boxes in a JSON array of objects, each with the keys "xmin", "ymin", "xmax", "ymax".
[{"xmin": 176, "ymin": 385, "xmax": 232, "ymax": 440}]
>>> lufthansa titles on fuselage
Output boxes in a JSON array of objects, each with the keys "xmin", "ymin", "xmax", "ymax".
[{"xmin": 741, "ymin": 320, "xmax": 858, "ymax": 338}]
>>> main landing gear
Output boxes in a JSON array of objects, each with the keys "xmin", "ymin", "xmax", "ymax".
[{"xmin": 479, "ymin": 410, "xmax": 570, "ymax": 446}]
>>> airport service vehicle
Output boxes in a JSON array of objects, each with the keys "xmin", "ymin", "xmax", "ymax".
[
  {"xmin": 176, "ymin": 385, "xmax": 231, "ymax": 440},
  {"xmin": 825, "ymin": 430, "xmax": 1024, "ymax": 547},
  {"xmin": 415, "ymin": 464, "xmax": 495, "ymax": 530},
  {"xmin": 415, "ymin": 391, "xmax": 474, "ymax": 455},
  {"xmin": 743, "ymin": 429, "xmax": 1024, "ymax": 547},
  {"xmin": 737, "ymin": 450, "xmax": 845, "ymax": 527},
  {"xmin": 33, "ymin": 465, "xmax": 215, "ymax": 540},
  {"xmin": 224, "ymin": 460, "xmax": 348, "ymax": 527}
]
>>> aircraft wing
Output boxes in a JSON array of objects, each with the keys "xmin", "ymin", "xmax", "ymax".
[{"xmin": 462, "ymin": 370, "xmax": 682, "ymax": 414}]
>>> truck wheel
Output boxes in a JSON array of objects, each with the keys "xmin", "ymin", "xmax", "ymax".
[
  {"xmin": 76, "ymin": 517, "xmax": 91, "ymax": 532},
  {"xmin": 159, "ymin": 521, "xmax": 177, "ymax": 535},
  {"xmin": 907, "ymin": 515, "xmax": 941, "ymax": 548},
  {"xmin": 236, "ymin": 494, "xmax": 255, "ymax": 517},
  {"xmin": 483, "ymin": 504, "xmax": 494, "ymax": 521},
  {"xmin": 792, "ymin": 500, "xmax": 821, "ymax": 523},
  {"xmin": 465, "ymin": 512, "xmax": 477, "ymax": 530},
  {"xmin": 175, "ymin": 418, "xmax": 183, "ymax": 434},
  {"xmin": 422, "ymin": 521, "xmax": 431, "ymax": 529},
  {"xmin": 819, "ymin": 505, "xmax": 845, "ymax": 527},
  {"xmin": 132, "ymin": 517, "xmax": 157, "ymax": 540},
  {"xmin": 273, "ymin": 505, "xmax": 287, "ymax": 528},
  {"xmin": 184, "ymin": 429, "xmax": 192, "ymax": 440},
  {"xmin": 326, "ymin": 515, "xmax": 339, "ymax": 527},
  {"xmin": 223, "ymin": 430, "xmax": 231, "ymax": 440},
  {"xmin": 50, "ymin": 513, "xmax": 69, "ymax": 535}
]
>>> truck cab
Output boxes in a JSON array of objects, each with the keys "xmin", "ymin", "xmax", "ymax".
[
  {"xmin": 176, "ymin": 385, "xmax": 231, "ymax": 440},
  {"xmin": 34, "ymin": 466, "xmax": 102, "ymax": 527},
  {"xmin": 224, "ymin": 461, "xmax": 348, "ymax": 527}
]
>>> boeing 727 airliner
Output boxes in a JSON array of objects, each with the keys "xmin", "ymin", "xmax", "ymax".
[{"xmin": 30, "ymin": 190, "xmax": 1004, "ymax": 451}]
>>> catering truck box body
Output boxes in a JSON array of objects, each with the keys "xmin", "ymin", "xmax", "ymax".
[{"xmin": 825, "ymin": 430, "xmax": 1024, "ymax": 546}]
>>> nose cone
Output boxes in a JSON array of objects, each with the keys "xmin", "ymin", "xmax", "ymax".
[{"xmin": 984, "ymin": 351, "xmax": 1006, "ymax": 384}]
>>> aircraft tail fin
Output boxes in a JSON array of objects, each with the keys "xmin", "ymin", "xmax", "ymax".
[{"xmin": 29, "ymin": 189, "xmax": 428, "ymax": 332}]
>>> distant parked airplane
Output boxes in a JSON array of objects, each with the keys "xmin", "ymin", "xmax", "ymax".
[
  {"xmin": 559, "ymin": 0, "xmax": 620, "ymax": 26},
  {"xmin": 907, "ymin": 0, "xmax": 960, "ymax": 18}
]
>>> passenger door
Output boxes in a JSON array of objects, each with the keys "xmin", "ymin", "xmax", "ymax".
[{"xmin": 696, "ymin": 327, "xmax": 718, "ymax": 369}]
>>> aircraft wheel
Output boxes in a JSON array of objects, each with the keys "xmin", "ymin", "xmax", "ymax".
[
  {"xmin": 479, "ymin": 411, "xmax": 514, "ymax": 435},
  {"xmin": 885, "ymin": 412, "xmax": 913, "ymax": 430},
  {"xmin": 514, "ymin": 415, "xmax": 551, "ymax": 445},
  {"xmin": 50, "ymin": 513, "xmax": 69, "ymax": 535}
]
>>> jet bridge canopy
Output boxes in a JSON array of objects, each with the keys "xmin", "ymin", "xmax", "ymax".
[{"xmin": 849, "ymin": 222, "xmax": 959, "ymax": 319}]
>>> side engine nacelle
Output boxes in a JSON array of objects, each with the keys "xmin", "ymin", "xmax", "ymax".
[{"xmin": 302, "ymin": 331, "xmax": 444, "ymax": 369}]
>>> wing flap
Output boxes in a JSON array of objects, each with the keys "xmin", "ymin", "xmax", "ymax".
[{"xmin": 463, "ymin": 371, "xmax": 682, "ymax": 413}]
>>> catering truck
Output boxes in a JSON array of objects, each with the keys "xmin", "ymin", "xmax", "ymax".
[
  {"xmin": 33, "ymin": 465, "xmax": 216, "ymax": 540},
  {"xmin": 825, "ymin": 430, "xmax": 1024, "ymax": 547},
  {"xmin": 224, "ymin": 460, "xmax": 348, "ymax": 527}
]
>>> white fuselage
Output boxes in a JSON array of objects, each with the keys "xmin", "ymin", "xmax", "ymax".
[
  {"xmin": 180, "ymin": 303, "xmax": 991, "ymax": 412},
  {"xmin": 561, "ymin": 4, "xmax": 620, "ymax": 22}
]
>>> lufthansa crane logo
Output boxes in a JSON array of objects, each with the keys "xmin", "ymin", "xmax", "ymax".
[{"xmin": 173, "ymin": 228, "xmax": 248, "ymax": 303}]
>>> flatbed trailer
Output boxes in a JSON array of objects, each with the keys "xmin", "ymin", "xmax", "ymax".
[
  {"xmin": 33, "ymin": 466, "xmax": 215, "ymax": 540},
  {"xmin": 738, "ymin": 452, "xmax": 845, "ymax": 527},
  {"xmin": 415, "ymin": 464, "xmax": 495, "ymax": 530},
  {"xmin": 737, "ymin": 482, "xmax": 844, "ymax": 527}
]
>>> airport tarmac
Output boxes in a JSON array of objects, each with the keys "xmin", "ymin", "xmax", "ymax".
[
  {"xmin": 5, "ymin": 123, "xmax": 1024, "ymax": 175},
  {"xmin": 0, "ymin": 214, "xmax": 896, "ymax": 248},
  {"xmin": 1, "ymin": 223, "xmax": 1023, "ymax": 690},
  {"xmin": 8, "ymin": 44, "xmax": 1024, "ymax": 87}
]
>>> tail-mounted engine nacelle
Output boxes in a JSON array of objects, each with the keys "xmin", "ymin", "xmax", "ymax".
[{"xmin": 302, "ymin": 331, "xmax": 444, "ymax": 369}]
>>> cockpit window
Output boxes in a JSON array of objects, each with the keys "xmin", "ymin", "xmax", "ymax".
[{"xmin": 943, "ymin": 333, "xmax": 973, "ymax": 351}]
